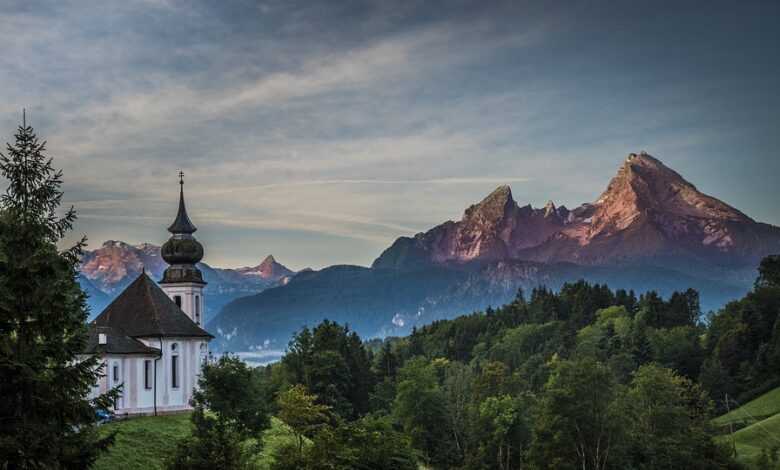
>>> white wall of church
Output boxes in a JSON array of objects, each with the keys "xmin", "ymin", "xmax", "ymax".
[
  {"xmin": 83, "ymin": 336, "xmax": 209, "ymax": 416},
  {"xmin": 137, "ymin": 337, "xmax": 209, "ymax": 413},
  {"xmin": 84, "ymin": 354, "xmax": 157, "ymax": 414}
]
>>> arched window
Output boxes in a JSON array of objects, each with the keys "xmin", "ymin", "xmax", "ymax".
[
  {"xmin": 174, "ymin": 295, "xmax": 182, "ymax": 308},
  {"xmin": 171, "ymin": 343, "xmax": 179, "ymax": 388},
  {"xmin": 195, "ymin": 295, "xmax": 200, "ymax": 324}
]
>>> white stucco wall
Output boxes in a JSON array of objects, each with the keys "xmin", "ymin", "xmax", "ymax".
[
  {"xmin": 136, "ymin": 337, "xmax": 210, "ymax": 414},
  {"xmin": 83, "ymin": 335, "xmax": 209, "ymax": 416},
  {"xmin": 160, "ymin": 283, "xmax": 205, "ymax": 326}
]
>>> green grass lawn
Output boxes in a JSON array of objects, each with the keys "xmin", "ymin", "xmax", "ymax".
[
  {"xmin": 92, "ymin": 413, "xmax": 297, "ymax": 469},
  {"xmin": 93, "ymin": 413, "xmax": 192, "ymax": 470},
  {"xmin": 713, "ymin": 387, "xmax": 780, "ymax": 427},
  {"xmin": 713, "ymin": 387, "xmax": 780, "ymax": 469},
  {"xmin": 717, "ymin": 413, "xmax": 780, "ymax": 468}
]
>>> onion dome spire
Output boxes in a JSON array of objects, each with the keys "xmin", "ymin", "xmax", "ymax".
[
  {"xmin": 168, "ymin": 171, "xmax": 197, "ymax": 235},
  {"xmin": 161, "ymin": 171, "xmax": 206, "ymax": 285}
]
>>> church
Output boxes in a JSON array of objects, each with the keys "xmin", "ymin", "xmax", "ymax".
[{"xmin": 82, "ymin": 174, "xmax": 212, "ymax": 416}]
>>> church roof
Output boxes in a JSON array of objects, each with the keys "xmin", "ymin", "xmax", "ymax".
[
  {"xmin": 168, "ymin": 178, "xmax": 197, "ymax": 235},
  {"xmin": 91, "ymin": 273, "xmax": 213, "ymax": 339},
  {"xmin": 83, "ymin": 326, "xmax": 161, "ymax": 355}
]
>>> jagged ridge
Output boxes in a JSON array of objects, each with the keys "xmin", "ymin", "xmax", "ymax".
[{"xmin": 373, "ymin": 152, "xmax": 780, "ymax": 270}]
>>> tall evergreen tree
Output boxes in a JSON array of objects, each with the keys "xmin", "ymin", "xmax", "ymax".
[{"xmin": 0, "ymin": 115, "xmax": 117, "ymax": 467}]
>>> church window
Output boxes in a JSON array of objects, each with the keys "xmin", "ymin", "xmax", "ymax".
[
  {"xmin": 171, "ymin": 345, "xmax": 179, "ymax": 388},
  {"xmin": 195, "ymin": 295, "xmax": 200, "ymax": 324},
  {"xmin": 144, "ymin": 360, "xmax": 152, "ymax": 389},
  {"xmin": 174, "ymin": 295, "xmax": 182, "ymax": 308},
  {"xmin": 113, "ymin": 363, "xmax": 119, "ymax": 383}
]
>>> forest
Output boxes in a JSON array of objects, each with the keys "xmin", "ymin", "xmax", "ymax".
[{"xmin": 167, "ymin": 255, "xmax": 780, "ymax": 469}]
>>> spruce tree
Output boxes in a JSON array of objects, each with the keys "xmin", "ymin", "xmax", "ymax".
[{"xmin": 0, "ymin": 115, "xmax": 117, "ymax": 467}]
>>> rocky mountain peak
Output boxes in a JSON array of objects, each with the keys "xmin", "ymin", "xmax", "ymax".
[
  {"xmin": 595, "ymin": 151, "xmax": 749, "ymax": 224},
  {"xmin": 237, "ymin": 255, "xmax": 294, "ymax": 282},
  {"xmin": 462, "ymin": 185, "xmax": 517, "ymax": 226},
  {"xmin": 544, "ymin": 200, "xmax": 556, "ymax": 217},
  {"xmin": 372, "ymin": 151, "xmax": 780, "ymax": 271}
]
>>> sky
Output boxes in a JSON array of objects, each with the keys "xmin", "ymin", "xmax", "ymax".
[{"xmin": 0, "ymin": 0, "xmax": 778, "ymax": 270}]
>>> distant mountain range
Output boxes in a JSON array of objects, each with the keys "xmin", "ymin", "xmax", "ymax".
[
  {"xmin": 206, "ymin": 152, "xmax": 780, "ymax": 356},
  {"xmin": 78, "ymin": 240, "xmax": 296, "ymax": 321}
]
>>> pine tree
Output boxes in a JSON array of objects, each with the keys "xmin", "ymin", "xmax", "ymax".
[{"xmin": 0, "ymin": 115, "xmax": 117, "ymax": 467}]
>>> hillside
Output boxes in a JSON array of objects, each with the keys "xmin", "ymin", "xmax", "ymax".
[
  {"xmin": 714, "ymin": 388, "xmax": 780, "ymax": 427},
  {"xmin": 711, "ymin": 388, "xmax": 780, "ymax": 468},
  {"xmin": 208, "ymin": 259, "xmax": 745, "ymax": 354},
  {"xmin": 93, "ymin": 414, "xmax": 297, "ymax": 470},
  {"xmin": 93, "ymin": 413, "xmax": 191, "ymax": 470}
]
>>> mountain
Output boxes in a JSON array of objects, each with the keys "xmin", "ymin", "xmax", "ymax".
[
  {"xmin": 208, "ymin": 152, "xmax": 780, "ymax": 356},
  {"xmin": 207, "ymin": 259, "xmax": 746, "ymax": 355},
  {"xmin": 234, "ymin": 255, "xmax": 295, "ymax": 283},
  {"xmin": 77, "ymin": 274, "xmax": 113, "ymax": 316},
  {"xmin": 374, "ymin": 152, "xmax": 780, "ymax": 271},
  {"xmin": 79, "ymin": 241, "xmax": 296, "ymax": 321}
]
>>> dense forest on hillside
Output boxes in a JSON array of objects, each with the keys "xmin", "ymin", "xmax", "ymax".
[{"xmin": 190, "ymin": 255, "xmax": 777, "ymax": 469}]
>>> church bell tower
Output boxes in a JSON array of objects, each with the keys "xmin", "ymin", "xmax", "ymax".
[{"xmin": 160, "ymin": 172, "xmax": 206, "ymax": 326}]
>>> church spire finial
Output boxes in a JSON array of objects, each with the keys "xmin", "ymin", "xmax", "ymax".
[{"xmin": 168, "ymin": 170, "xmax": 197, "ymax": 236}]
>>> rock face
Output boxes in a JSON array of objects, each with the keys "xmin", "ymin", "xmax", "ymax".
[
  {"xmin": 81, "ymin": 241, "xmax": 166, "ymax": 293},
  {"xmin": 373, "ymin": 152, "xmax": 780, "ymax": 271},
  {"xmin": 80, "ymin": 241, "xmax": 297, "ymax": 320}
]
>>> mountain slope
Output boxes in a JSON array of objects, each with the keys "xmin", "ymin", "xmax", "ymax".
[
  {"xmin": 207, "ymin": 264, "xmax": 474, "ymax": 352},
  {"xmin": 207, "ymin": 259, "xmax": 746, "ymax": 354}
]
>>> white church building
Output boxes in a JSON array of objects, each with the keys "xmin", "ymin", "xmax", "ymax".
[{"xmin": 83, "ymin": 174, "xmax": 212, "ymax": 416}]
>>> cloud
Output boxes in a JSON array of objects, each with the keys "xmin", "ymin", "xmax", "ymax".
[{"xmin": 3, "ymin": 0, "xmax": 779, "ymax": 269}]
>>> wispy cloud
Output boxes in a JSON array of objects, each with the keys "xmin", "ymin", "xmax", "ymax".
[
  {"xmin": 204, "ymin": 176, "xmax": 533, "ymax": 194},
  {"xmin": 2, "ymin": 0, "xmax": 778, "ymax": 269}
]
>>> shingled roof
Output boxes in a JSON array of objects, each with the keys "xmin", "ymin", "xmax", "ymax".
[
  {"xmin": 91, "ymin": 273, "xmax": 213, "ymax": 339},
  {"xmin": 83, "ymin": 326, "xmax": 161, "ymax": 355}
]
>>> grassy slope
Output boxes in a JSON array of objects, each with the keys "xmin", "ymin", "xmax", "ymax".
[
  {"xmin": 718, "ymin": 414, "xmax": 780, "ymax": 468},
  {"xmin": 713, "ymin": 387, "xmax": 780, "ymax": 469},
  {"xmin": 713, "ymin": 387, "xmax": 780, "ymax": 426},
  {"xmin": 92, "ymin": 414, "xmax": 296, "ymax": 470},
  {"xmin": 93, "ymin": 413, "xmax": 192, "ymax": 470}
]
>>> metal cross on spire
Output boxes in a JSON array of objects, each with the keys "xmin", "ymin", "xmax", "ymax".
[{"xmin": 178, "ymin": 171, "xmax": 185, "ymax": 185}]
